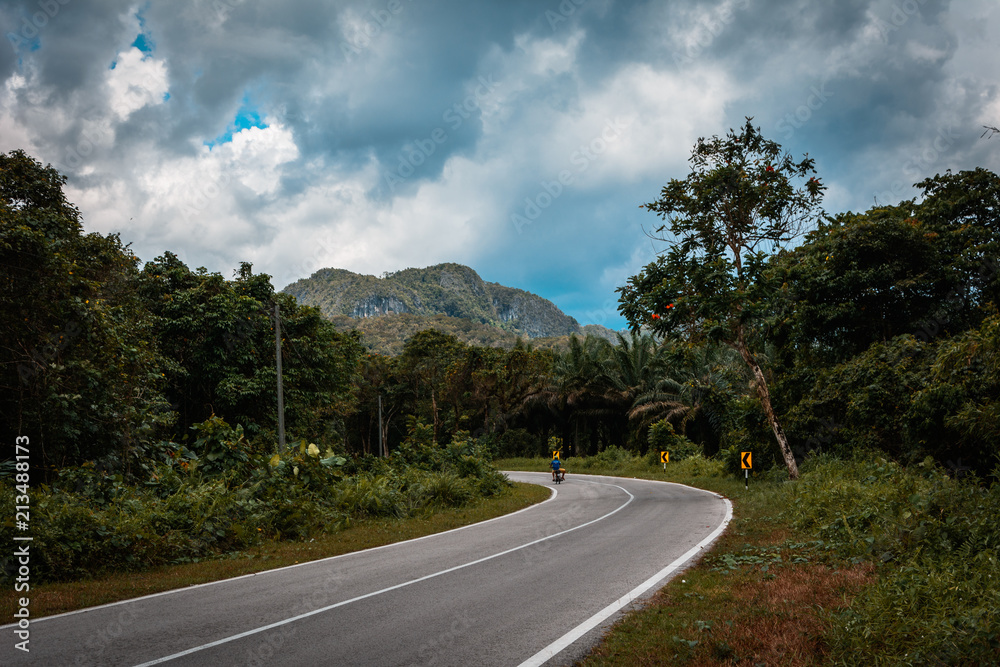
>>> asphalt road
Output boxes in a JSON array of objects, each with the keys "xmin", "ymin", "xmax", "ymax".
[{"xmin": 3, "ymin": 472, "xmax": 731, "ymax": 666}]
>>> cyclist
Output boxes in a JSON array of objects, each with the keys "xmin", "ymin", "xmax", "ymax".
[{"xmin": 551, "ymin": 455, "xmax": 564, "ymax": 482}]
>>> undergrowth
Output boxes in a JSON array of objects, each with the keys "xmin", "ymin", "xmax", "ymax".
[
  {"xmin": 0, "ymin": 418, "xmax": 510, "ymax": 585},
  {"xmin": 499, "ymin": 449, "xmax": 1000, "ymax": 665}
]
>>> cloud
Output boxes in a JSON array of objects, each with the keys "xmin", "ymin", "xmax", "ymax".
[
  {"xmin": 106, "ymin": 47, "xmax": 169, "ymax": 120},
  {"xmin": 2, "ymin": 0, "xmax": 999, "ymax": 330}
]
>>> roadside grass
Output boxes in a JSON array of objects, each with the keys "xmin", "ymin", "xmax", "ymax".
[
  {"xmin": 498, "ymin": 455, "xmax": 860, "ymax": 665},
  {"xmin": 498, "ymin": 452, "xmax": 1000, "ymax": 665},
  {"xmin": 0, "ymin": 481, "xmax": 549, "ymax": 620}
]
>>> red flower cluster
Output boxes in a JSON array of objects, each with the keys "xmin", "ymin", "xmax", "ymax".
[{"xmin": 765, "ymin": 165, "xmax": 774, "ymax": 173}]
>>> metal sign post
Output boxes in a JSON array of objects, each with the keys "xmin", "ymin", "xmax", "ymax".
[{"xmin": 741, "ymin": 451, "xmax": 752, "ymax": 489}]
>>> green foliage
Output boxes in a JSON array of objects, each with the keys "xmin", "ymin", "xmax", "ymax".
[
  {"xmin": 910, "ymin": 312, "xmax": 1000, "ymax": 470},
  {"xmin": 482, "ymin": 428, "xmax": 535, "ymax": 459},
  {"xmin": 139, "ymin": 255, "xmax": 363, "ymax": 444},
  {"xmin": 832, "ymin": 550, "xmax": 999, "ymax": 666},
  {"xmin": 1, "ymin": 150, "xmax": 173, "ymax": 469},
  {"xmin": 189, "ymin": 415, "xmax": 251, "ymax": 476},
  {"xmin": 781, "ymin": 456, "xmax": 1000, "ymax": 663},
  {"xmin": 0, "ymin": 421, "xmax": 511, "ymax": 584},
  {"xmin": 783, "ymin": 335, "xmax": 930, "ymax": 460},
  {"xmin": 618, "ymin": 117, "xmax": 824, "ymax": 341},
  {"xmin": 766, "ymin": 169, "xmax": 1000, "ymax": 474},
  {"xmin": 770, "ymin": 208, "xmax": 947, "ymax": 363},
  {"xmin": 647, "ymin": 419, "xmax": 701, "ymax": 462},
  {"xmin": 578, "ymin": 445, "xmax": 634, "ymax": 469},
  {"xmin": 669, "ymin": 454, "xmax": 727, "ymax": 478}
]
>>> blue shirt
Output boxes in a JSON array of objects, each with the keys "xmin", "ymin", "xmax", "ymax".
[{"xmin": 551, "ymin": 459, "xmax": 561, "ymax": 470}]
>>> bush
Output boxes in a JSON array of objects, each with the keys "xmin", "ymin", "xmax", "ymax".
[
  {"xmin": 335, "ymin": 473, "xmax": 406, "ymax": 519},
  {"xmin": 188, "ymin": 415, "xmax": 251, "ymax": 477},
  {"xmin": 779, "ymin": 455, "xmax": 1000, "ymax": 663},
  {"xmin": 646, "ymin": 420, "xmax": 701, "ymax": 464},
  {"xmin": 0, "ymin": 416, "xmax": 514, "ymax": 585},
  {"xmin": 667, "ymin": 454, "xmax": 727, "ymax": 478},
  {"xmin": 578, "ymin": 445, "xmax": 635, "ymax": 470},
  {"xmin": 485, "ymin": 428, "xmax": 536, "ymax": 459},
  {"xmin": 421, "ymin": 471, "xmax": 474, "ymax": 508}
]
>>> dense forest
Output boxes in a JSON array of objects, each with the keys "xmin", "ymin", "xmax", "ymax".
[
  {"xmin": 2, "ymin": 141, "xmax": 999, "ymax": 480},
  {"xmin": 5, "ymin": 123, "xmax": 999, "ymax": 665}
]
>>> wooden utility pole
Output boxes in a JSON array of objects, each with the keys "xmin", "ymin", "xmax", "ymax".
[
  {"xmin": 275, "ymin": 304, "xmax": 285, "ymax": 452},
  {"xmin": 378, "ymin": 394, "xmax": 384, "ymax": 457}
]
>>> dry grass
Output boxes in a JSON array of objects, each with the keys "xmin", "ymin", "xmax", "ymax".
[
  {"xmin": 495, "ymin": 459, "xmax": 879, "ymax": 667},
  {"xmin": 687, "ymin": 564, "xmax": 874, "ymax": 666},
  {"xmin": 1, "ymin": 481, "xmax": 549, "ymax": 619},
  {"xmin": 581, "ymin": 553, "xmax": 874, "ymax": 667}
]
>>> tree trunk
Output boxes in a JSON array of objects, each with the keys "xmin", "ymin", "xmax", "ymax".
[
  {"xmin": 431, "ymin": 387, "xmax": 439, "ymax": 443},
  {"xmin": 733, "ymin": 326, "xmax": 799, "ymax": 480},
  {"xmin": 380, "ymin": 407, "xmax": 395, "ymax": 457}
]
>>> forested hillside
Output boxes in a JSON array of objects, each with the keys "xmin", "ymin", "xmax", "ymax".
[
  {"xmin": 324, "ymin": 312, "xmax": 619, "ymax": 355},
  {"xmin": 282, "ymin": 262, "xmax": 619, "ymax": 343}
]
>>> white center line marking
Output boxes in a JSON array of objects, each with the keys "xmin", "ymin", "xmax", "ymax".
[
  {"xmin": 131, "ymin": 479, "xmax": 634, "ymax": 667},
  {"xmin": 517, "ymin": 492, "xmax": 733, "ymax": 666}
]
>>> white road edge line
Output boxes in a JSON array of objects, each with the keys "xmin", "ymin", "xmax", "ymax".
[
  {"xmin": 517, "ymin": 494, "xmax": 734, "ymax": 667},
  {"xmin": 11, "ymin": 473, "xmax": 557, "ymax": 628},
  {"xmin": 129, "ymin": 479, "xmax": 634, "ymax": 667}
]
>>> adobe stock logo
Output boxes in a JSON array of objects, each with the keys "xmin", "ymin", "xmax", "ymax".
[
  {"xmin": 340, "ymin": 0, "xmax": 415, "ymax": 62},
  {"xmin": 382, "ymin": 75, "xmax": 501, "ymax": 193},
  {"xmin": 511, "ymin": 116, "xmax": 631, "ymax": 234},
  {"xmin": 775, "ymin": 81, "xmax": 834, "ymax": 141},
  {"xmin": 5, "ymin": 0, "xmax": 72, "ymax": 53},
  {"xmin": 672, "ymin": 0, "xmax": 751, "ymax": 67}
]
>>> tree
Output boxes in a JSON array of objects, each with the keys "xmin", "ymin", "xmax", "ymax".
[
  {"xmin": 618, "ymin": 118, "xmax": 825, "ymax": 479},
  {"xmin": 398, "ymin": 330, "xmax": 467, "ymax": 442},
  {"xmin": 138, "ymin": 254, "xmax": 362, "ymax": 446},
  {"xmin": 598, "ymin": 332, "xmax": 680, "ymax": 450},
  {"xmin": 767, "ymin": 205, "xmax": 952, "ymax": 367},
  {"xmin": 764, "ymin": 169, "xmax": 1000, "ymax": 472},
  {"xmin": 1, "ymin": 150, "xmax": 171, "ymax": 471}
]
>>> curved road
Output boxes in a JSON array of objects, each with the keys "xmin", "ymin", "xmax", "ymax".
[{"xmin": 4, "ymin": 473, "xmax": 731, "ymax": 666}]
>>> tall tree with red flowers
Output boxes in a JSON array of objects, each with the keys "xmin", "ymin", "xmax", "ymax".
[{"xmin": 617, "ymin": 118, "xmax": 825, "ymax": 479}]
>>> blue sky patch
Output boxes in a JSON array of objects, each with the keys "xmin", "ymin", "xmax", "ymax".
[
  {"xmin": 131, "ymin": 33, "xmax": 153, "ymax": 54},
  {"xmin": 205, "ymin": 102, "xmax": 267, "ymax": 148},
  {"xmin": 6, "ymin": 29, "xmax": 42, "ymax": 57}
]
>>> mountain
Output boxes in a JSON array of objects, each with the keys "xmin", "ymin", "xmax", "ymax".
[{"xmin": 281, "ymin": 263, "xmax": 621, "ymax": 352}]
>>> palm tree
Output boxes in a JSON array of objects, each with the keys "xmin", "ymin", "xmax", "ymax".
[
  {"xmin": 667, "ymin": 344, "xmax": 746, "ymax": 455},
  {"xmin": 591, "ymin": 332, "xmax": 690, "ymax": 450}
]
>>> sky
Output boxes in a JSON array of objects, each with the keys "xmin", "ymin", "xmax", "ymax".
[{"xmin": 2, "ymin": 0, "xmax": 999, "ymax": 331}]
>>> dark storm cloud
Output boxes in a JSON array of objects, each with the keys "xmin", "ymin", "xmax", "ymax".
[{"xmin": 2, "ymin": 0, "xmax": 998, "ymax": 328}]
